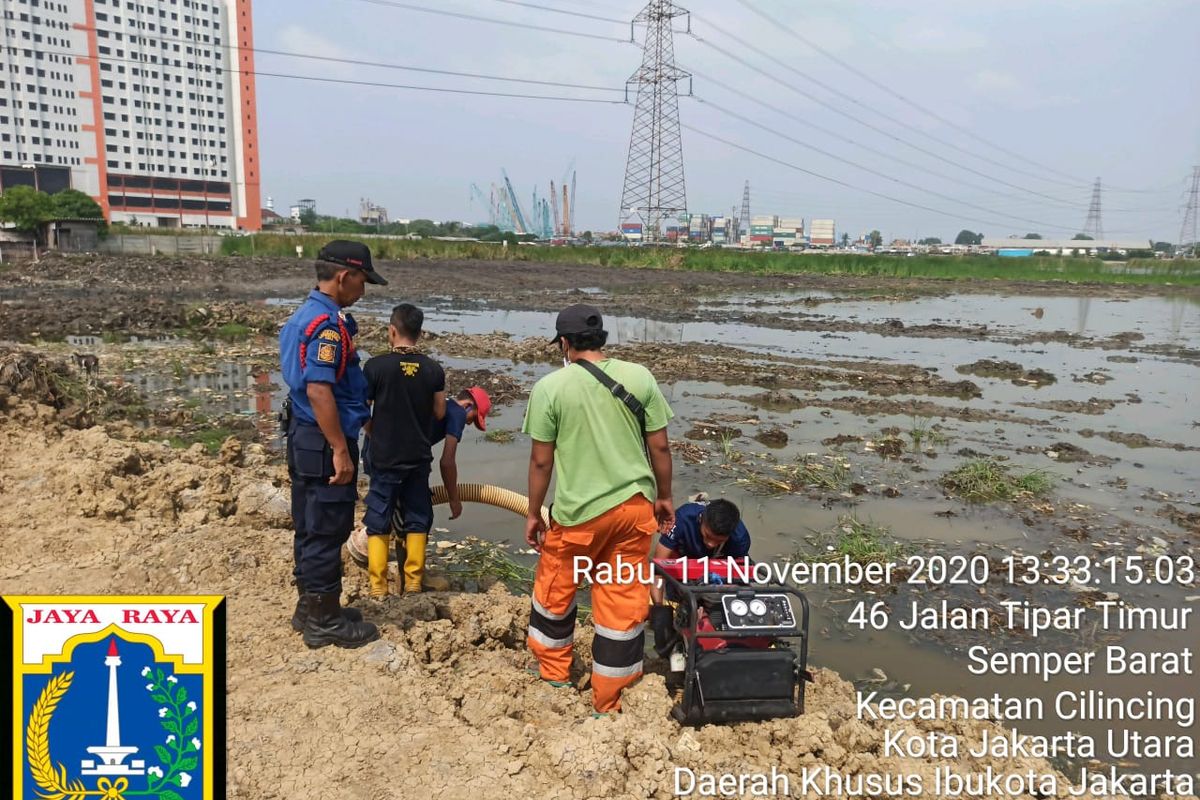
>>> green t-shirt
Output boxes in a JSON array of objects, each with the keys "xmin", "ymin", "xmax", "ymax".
[{"xmin": 522, "ymin": 358, "xmax": 673, "ymax": 527}]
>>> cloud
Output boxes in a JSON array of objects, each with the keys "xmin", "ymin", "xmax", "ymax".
[
  {"xmin": 971, "ymin": 69, "xmax": 1021, "ymax": 94},
  {"xmin": 889, "ymin": 20, "xmax": 987, "ymax": 54}
]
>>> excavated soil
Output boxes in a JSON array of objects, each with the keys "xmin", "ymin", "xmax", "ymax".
[{"xmin": 0, "ymin": 354, "xmax": 1173, "ymax": 799}]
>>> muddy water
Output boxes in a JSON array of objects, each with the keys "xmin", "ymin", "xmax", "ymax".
[{"xmin": 120, "ymin": 291, "xmax": 1198, "ymax": 773}]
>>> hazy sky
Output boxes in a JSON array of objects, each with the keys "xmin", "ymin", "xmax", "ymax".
[{"xmin": 255, "ymin": 0, "xmax": 1199, "ymax": 242}]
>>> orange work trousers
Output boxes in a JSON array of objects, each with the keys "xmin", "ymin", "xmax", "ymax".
[{"xmin": 527, "ymin": 494, "xmax": 657, "ymax": 712}]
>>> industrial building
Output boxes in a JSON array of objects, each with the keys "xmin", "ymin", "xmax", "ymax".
[
  {"xmin": 0, "ymin": 0, "xmax": 261, "ymax": 229},
  {"xmin": 616, "ymin": 207, "xmax": 833, "ymax": 249},
  {"xmin": 981, "ymin": 237, "xmax": 1150, "ymax": 256}
]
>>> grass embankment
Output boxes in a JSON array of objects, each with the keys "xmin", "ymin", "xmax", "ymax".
[{"xmin": 224, "ymin": 234, "xmax": 1200, "ymax": 286}]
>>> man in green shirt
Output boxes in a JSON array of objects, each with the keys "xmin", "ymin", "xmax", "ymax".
[{"xmin": 522, "ymin": 303, "xmax": 675, "ymax": 714}]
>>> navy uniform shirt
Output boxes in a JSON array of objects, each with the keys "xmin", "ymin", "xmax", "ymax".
[
  {"xmin": 658, "ymin": 501, "xmax": 751, "ymax": 558},
  {"xmin": 279, "ymin": 289, "xmax": 370, "ymax": 440},
  {"xmin": 432, "ymin": 401, "xmax": 468, "ymax": 446}
]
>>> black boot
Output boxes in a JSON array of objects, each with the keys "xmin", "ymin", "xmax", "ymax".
[
  {"xmin": 303, "ymin": 592, "xmax": 380, "ymax": 649},
  {"xmin": 291, "ymin": 585, "xmax": 363, "ymax": 633}
]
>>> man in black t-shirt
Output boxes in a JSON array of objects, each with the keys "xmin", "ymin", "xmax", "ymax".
[{"xmin": 361, "ymin": 303, "xmax": 446, "ymax": 597}]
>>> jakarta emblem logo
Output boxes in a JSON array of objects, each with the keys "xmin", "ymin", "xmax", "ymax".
[{"xmin": 2, "ymin": 595, "xmax": 226, "ymax": 800}]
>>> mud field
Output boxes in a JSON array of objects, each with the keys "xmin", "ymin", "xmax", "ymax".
[{"xmin": 2, "ymin": 253, "xmax": 1199, "ymax": 798}]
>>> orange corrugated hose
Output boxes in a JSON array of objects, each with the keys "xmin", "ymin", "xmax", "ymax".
[{"xmin": 346, "ymin": 485, "xmax": 549, "ymax": 568}]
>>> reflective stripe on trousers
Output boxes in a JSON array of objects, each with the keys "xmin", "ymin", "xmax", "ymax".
[{"xmin": 527, "ymin": 494, "xmax": 656, "ymax": 712}]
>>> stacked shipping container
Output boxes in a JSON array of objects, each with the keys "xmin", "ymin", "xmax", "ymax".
[
  {"xmin": 809, "ymin": 219, "xmax": 836, "ymax": 247},
  {"xmin": 773, "ymin": 216, "xmax": 804, "ymax": 249}
]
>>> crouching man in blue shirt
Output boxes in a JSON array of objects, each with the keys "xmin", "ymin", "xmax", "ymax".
[
  {"xmin": 280, "ymin": 240, "xmax": 386, "ymax": 649},
  {"xmin": 649, "ymin": 497, "xmax": 751, "ymax": 653}
]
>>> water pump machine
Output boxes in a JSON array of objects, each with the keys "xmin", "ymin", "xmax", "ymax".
[{"xmin": 653, "ymin": 558, "xmax": 813, "ymax": 725}]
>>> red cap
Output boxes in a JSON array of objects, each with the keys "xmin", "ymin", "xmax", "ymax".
[{"xmin": 465, "ymin": 386, "xmax": 491, "ymax": 431}]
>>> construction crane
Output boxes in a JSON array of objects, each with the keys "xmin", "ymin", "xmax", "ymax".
[
  {"xmin": 469, "ymin": 183, "xmax": 493, "ymax": 226},
  {"xmin": 550, "ymin": 180, "xmax": 561, "ymax": 237},
  {"xmin": 501, "ymin": 168, "xmax": 529, "ymax": 235},
  {"xmin": 569, "ymin": 170, "xmax": 576, "ymax": 237},
  {"xmin": 562, "ymin": 184, "xmax": 570, "ymax": 238}
]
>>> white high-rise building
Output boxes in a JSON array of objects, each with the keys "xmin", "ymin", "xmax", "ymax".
[{"xmin": 0, "ymin": 0, "xmax": 261, "ymax": 229}]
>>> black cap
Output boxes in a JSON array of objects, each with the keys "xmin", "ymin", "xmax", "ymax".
[
  {"xmin": 549, "ymin": 303, "xmax": 604, "ymax": 344},
  {"xmin": 317, "ymin": 240, "xmax": 388, "ymax": 286}
]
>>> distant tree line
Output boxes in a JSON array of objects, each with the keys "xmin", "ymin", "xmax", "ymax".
[{"xmin": 284, "ymin": 210, "xmax": 547, "ymax": 245}]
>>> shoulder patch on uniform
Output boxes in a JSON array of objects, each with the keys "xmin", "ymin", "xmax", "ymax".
[
  {"xmin": 318, "ymin": 328, "xmax": 341, "ymax": 343},
  {"xmin": 316, "ymin": 342, "xmax": 337, "ymax": 364}
]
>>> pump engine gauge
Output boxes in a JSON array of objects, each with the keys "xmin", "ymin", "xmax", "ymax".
[
  {"xmin": 749, "ymin": 599, "xmax": 768, "ymax": 616},
  {"xmin": 729, "ymin": 599, "xmax": 749, "ymax": 617}
]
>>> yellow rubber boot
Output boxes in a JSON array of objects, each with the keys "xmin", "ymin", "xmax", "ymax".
[
  {"xmin": 403, "ymin": 533, "xmax": 428, "ymax": 594},
  {"xmin": 367, "ymin": 535, "xmax": 390, "ymax": 598}
]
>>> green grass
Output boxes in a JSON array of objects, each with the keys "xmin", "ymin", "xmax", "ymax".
[
  {"xmin": 719, "ymin": 429, "xmax": 743, "ymax": 463},
  {"xmin": 221, "ymin": 234, "xmax": 1200, "ymax": 286},
  {"xmin": 941, "ymin": 458, "xmax": 1054, "ymax": 502},
  {"xmin": 803, "ymin": 515, "xmax": 908, "ymax": 565},
  {"xmin": 483, "ymin": 429, "xmax": 515, "ymax": 444},
  {"xmin": 909, "ymin": 417, "xmax": 950, "ymax": 451},
  {"xmin": 213, "ymin": 322, "xmax": 252, "ymax": 340},
  {"xmin": 169, "ymin": 427, "xmax": 236, "ymax": 454}
]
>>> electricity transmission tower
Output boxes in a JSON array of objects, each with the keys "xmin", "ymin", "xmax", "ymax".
[
  {"xmin": 739, "ymin": 180, "xmax": 751, "ymax": 241},
  {"xmin": 619, "ymin": 0, "xmax": 690, "ymax": 242},
  {"xmin": 1081, "ymin": 177, "xmax": 1104, "ymax": 239},
  {"xmin": 1180, "ymin": 166, "xmax": 1200, "ymax": 258}
]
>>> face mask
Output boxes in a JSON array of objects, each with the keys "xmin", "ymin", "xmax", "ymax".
[{"xmin": 561, "ymin": 344, "xmax": 570, "ymax": 369}]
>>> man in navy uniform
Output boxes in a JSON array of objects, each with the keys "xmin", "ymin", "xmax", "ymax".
[
  {"xmin": 280, "ymin": 240, "xmax": 386, "ymax": 649},
  {"xmin": 649, "ymin": 497, "xmax": 751, "ymax": 653}
]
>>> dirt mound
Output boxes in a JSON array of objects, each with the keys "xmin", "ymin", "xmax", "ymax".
[
  {"xmin": 0, "ymin": 418, "xmax": 1149, "ymax": 798},
  {"xmin": 0, "ymin": 347, "xmax": 147, "ymax": 427},
  {"xmin": 957, "ymin": 359, "xmax": 1057, "ymax": 387},
  {"xmin": 1078, "ymin": 428, "xmax": 1200, "ymax": 452}
]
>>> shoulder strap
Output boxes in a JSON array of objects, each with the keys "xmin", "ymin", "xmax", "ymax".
[{"xmin": 573, "ymin": 359, "xmax": 648, "ymax": 445}]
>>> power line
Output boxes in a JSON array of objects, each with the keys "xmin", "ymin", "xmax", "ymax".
[
  {"xmin": 722, "ymin": 3, "xmax": 1179, "ymax": 196},
  {"xmin": 681, "ymin": 123, "xmax": 997, "ymax": 228},
  {"xmin": 245, "ymin": 47, "xmax": 625, "ymax": 94},
  {"xmin": 686, "ymin": 65, "xmax": 1176, "ymax": 217},
  {"xmin": 683, "ymin": 63, "xmax": 1088, "ymax": 211},
  {"xmin": 347, "ymin": 0, "xmax": 631, "ymax": 43},
  {"xmin": 691, "ymin": 96, "xmax": 1085, "ymax": 232},
  {"xmin": 687, "ymin": 16, "xmax": 1103, "ymax": 193},
  {"xmin": 39, "ymin": 48, "xmax": 628, "ymax": 104},
  {"xmin": 683, "ymin": 33, "xmax": 1101, "ymax": 208},
  {"xmin": 682, "ymin": 123, "xmax": 1144, "ymax": 235},
  {"xmin": 251, "ymin": 69, "xmax": 626, "ymax": 103},
  {"xmin": 69, "ymin": 24, "xmax": 627, "ymax": 94},
  {"xmin": 485, "ymin": 0, "xmax": 627, "ymax": 25},
  {"xmin": 732, "ymin": 0, "xmax": 1092, "ymax": 187}
]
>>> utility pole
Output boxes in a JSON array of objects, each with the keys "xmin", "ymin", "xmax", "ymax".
[
  {"xmin": 618, "ymin": 0, "xmax": 690, "ymax": 243},
  {"xmin": 1081, "ymin": 177, "xmax": 1104, "ymax": 240},
  {"xmin": 739, "ymin": 180, "xmax": 751, "ymax": 244},
  {"xmin": 1180, "ymin": 166, "xmax": 1200, "ymax": 258}
]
